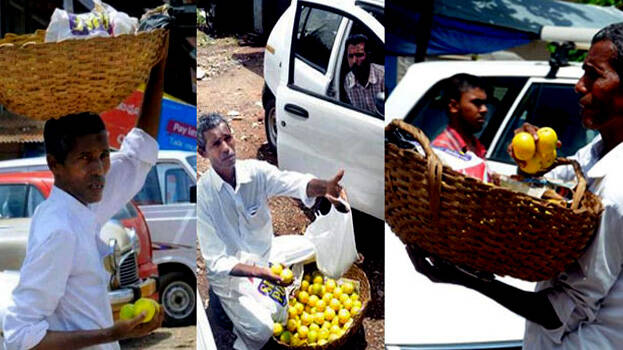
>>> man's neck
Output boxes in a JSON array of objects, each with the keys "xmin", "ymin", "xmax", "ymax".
[
  {"xmin": 448, "ymin": 119, "xmax": 475, "ymax": 145},
  {"xmin": 215, "ymin": 166, "xmax": 236, "ymax": 189}
]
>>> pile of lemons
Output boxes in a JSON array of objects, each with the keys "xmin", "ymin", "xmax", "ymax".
[
  {"xmin": 511, "ymin": 127, "xmax": 558, "ymax": 174},
  {"xmin": 274, "ymin": 270, "xmax": 362, "ymax": 347}
]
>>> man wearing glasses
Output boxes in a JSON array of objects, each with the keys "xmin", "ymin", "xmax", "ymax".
[{"xmin": 343, "ymin": 34, "xmax": 384, "ymax": 115}]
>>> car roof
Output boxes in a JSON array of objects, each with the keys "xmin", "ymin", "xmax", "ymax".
[
  {"xmin": 0, "ymin": 170, "xmax": 53, "ymax": 184},
  {"xmin": 357, "ymin": 0, "xmax": 384, "ymax": 8}
]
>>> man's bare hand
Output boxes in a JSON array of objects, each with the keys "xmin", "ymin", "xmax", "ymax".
[
  {"xmin": 406, "ymin": 245, "xmax": 487, "ymax": 286},
  {"xmin": 324, "ymin": 170, "xmax": 350, "ymax": 213},
  {"xmin": 109, "ymin": 306, "xmax": 164, "ymax": 341},
  {"xmin": 256, "ymin": 266, "xmax": 290, "ymax": 286}
]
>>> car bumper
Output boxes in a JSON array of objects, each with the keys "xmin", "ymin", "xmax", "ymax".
[{"xmin": 110, "ymin": 277, "xmax": 159, "ymax": 320}]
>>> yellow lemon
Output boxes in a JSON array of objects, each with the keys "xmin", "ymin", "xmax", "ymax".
[
  {"xmin": 512, "ymin": 132, "xmax": 536, "ymax": 161},
  {"xmin": 324, "ymin": 307, "xmax": 336, "ymax": 321},
  {"xmin": 332, "ymin": 317, "xmax": 340, "ymax": 326},
  {"xmin": 270, "ymin": 263, "xmax": 283, "ymax": 275},
  {"xmin": 301, "ymin": 280, "xmax": 310, "ymax": 291},
  {"xmin": 328, "ymin": 333, "xmax": 340, "ymax": 342},
  {"xmin": 353, "ymin": 300, "xmax": 362, "ymax": 309},
  {"xmin": 519, "ymin": 155, "xmax": 541, "ymax": 174},
  {"xmin": 322, "ymin": 292, "xmax": 333, "ymax": 304},
  {"xmin": 289, "ymin": 297, "xmax": 297, "ymax": 306},
  {"xmin": 308, "ymin": 330, "xmax": 318, "ymax": 343},
  {"xmin": 280, "ymin": 268, "xmax": 294, "ymax": 285},
  {"xmin": 298, "ymin": 325, "xmax": 309, "ymax": 339},
  {"xmin": 343, "ymin": 298, "xmax": 353, "ymax": 310},
  {"xmin": 308, "ymin": 295, "xmax": 319, "ymax": 307},
  {"xmin": 330, "ymin": 298, "xmax": 341, "ymax": 311},
  {"xmin": 298, "ymin": 291, "xmax": 309, "ymax": 304},
  {"xmin": 338, "ymin": 309, "xmax": 350, "ymax": 324},
  {"xmin": 318, "ymin": 339, "xmax": 328, "ymax": 346},
  {"xmin": 305, "ymin": 305, "xmax": 312, "ymax": 314},
  {"xmin": 325, "ymin": 279, "xmax": 336, "ymax": 292},
  {"xmin": 287, "ymin": 319, "xmax": 298, "ymax": 332},
  {"xmin": 318, "ymin": 328, "xmax": 330, "ymax": 340},
  {"xmin": 351, "ymin": 305, "xmax": 361, "ymax": 314},
  {"xmin": 133, "ymin": 298, "xmax": 157, "ymax": 323},
  {"xmin": 343, "ymin": 318, "xmax": 354, "ymax": 330},
  {"xmin": 295, "ymin": 302, "xmax": 304, "ymax": 315},
  {"xmin": 339, "ymin": 294, "xmax": 350, "ymax": 304},
  {"xmin": 119, "ymin": 304, "xmax": 135, "ymax": 321},
  {"xmin": 291, "ymin": 333, "xmax": 302, "ymax": 346},
  {"xmin": 279, "ymin": 331, "xmax": 292, "ymax": 344},
  {"xmin": 273, "ymin": 323, "xmax": 284, "ymax": 337},
  {"xmin": 330, "ymin": 324, "xmax": 341, "ymax": 334},
  {"xmin": 314, "ymin": 312, "xmax": 325, "ymax": 324},
  {"xmin": 288, "ymin": 306, "xmax": 297, "ymax": 318},
  {"xmin": 303, "ymin": 274, "xmax": 311, "ymax": 283},
  {"xmin": 540, "ymin": 149, "xmax": 557, "ymax": 169},
  {"xmin": 350, "ymin": 293, "xmax": 359, "ymax": 302},
  {"xmin": 343, "ymin": 282, "xmax": 354, "ymax": 295},
  {"xmin": 333, "ymin": 287, "xmax": 343, "ymax": 298},
  {"xmin": 322, "ymin": 321, "xmax": 331, "ymax": 330},
  {"xmin": 313, "ymin": 275, "xmax": 324, "ymax": 285},
  {"xmin": 301, "ymin": 312, "xmax": 312, "ymax": 326},
  {"xmin": 316, "ymin": 299, "xmax": 327, "ymax": 312},
  {"xmin": 309, "ymin": 323, "xmax": 320, "ymax": 332},
  {"xmin": 311, "ymin": 283, "xmax": 323, "ymax": 296},
  {"xmin": 536, "ymin": 127, "xmax": 558, "ymax": 154}
]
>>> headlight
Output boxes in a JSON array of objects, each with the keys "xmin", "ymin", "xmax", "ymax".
[{"xmin": 127, "ymin": 227, "xmax": 140, "ymax": 256}]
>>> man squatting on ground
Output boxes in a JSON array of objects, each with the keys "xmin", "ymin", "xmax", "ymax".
[
  {"xmin": 197, "ymin": 113, "xmax": 346, "ymax": 350},
  {"xmin": 2, "ymin": 47, "xmax": 167, "ymax": 350},
  {"xmin": 410, "ymin": 23, "xmax": 623, "ymax": 349}
]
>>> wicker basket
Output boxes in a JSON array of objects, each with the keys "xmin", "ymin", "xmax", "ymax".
[
  {"xmin": 0, "ymin": 29, "xmax": 168, "ymax": 120},
  {"xmin": 385, "ymin": 119, "xmax": 603, "ymax": 281},
  {"xmin": 274, "ymin": 264, "xmax": 370, "ymax": 349}
]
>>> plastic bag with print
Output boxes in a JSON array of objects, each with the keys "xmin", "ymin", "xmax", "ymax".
[
  {"xmin": 45, "ymin": 0, "xmax": 137, "ymax": 42},
  {"xmin": 432, "ymin": 146, "xmax": 491, "ymax": 182}
]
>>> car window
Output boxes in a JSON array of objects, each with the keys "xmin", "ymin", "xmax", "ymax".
[
  {"xmin": 111, "ymin": 202, "xmax": 138, "ymax": 221},
  {"xmin": 294, "ymin": 5, "xmax": 342, "ymax": 74},
  {"xmin": 489, "ymin": 82, "xmax": 598, "ymax": 164},
  {"xmin": 132, "ymin": 167, "xmax": 163, "ymax": 205},
  {"xmin": 26, "ymin": 185, "xmax": 45, "ymax": 217},
  {"xmin": 186, "ymin": 155, "xmax": 197, "ymax": 173},
  {"xmin": 0, "ymin": 184, "xmax": 27, "ymax": 218},
  {"xmin": 355, "ymin": 2, "xmax": 384, "ymax": 24},
  {"xmin": 407, "ymin": 76, "xmax": 528, "ymax": 151},
  {"xmin": 157, "ymin": 162, "xmax": 193, "ymax": 204}
]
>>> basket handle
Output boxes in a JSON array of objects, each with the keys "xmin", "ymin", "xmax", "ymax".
[
  {"xmin": 387, "ymin": 120, "xmax": 443, "ymax": 227},
  {"xmin": 549, "ymin": 158, "xmax": 586, "ymax": 211}
]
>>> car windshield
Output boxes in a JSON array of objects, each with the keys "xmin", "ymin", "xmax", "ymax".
[{"xmin": 187, "ymin": 155, "xmax": 197, "ymax": 172}]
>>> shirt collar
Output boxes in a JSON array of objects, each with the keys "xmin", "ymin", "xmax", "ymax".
[
  {"xmin": 49, "ymin": 185, "xmax": 96, "ymax": 220},
  {"xmin": 208, "ymin": 161, "xmax": 252, "ymax": 192},
  {"xmin": 346, "ymin": 64, "xmax": 378, "ymax": 89},
  {"xmin": 586, "ymin": 134, "xmax": 623, "ymax": 179}
]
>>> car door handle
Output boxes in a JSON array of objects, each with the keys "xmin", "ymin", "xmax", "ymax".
[{"xmin": 284, "ymin": 104, "xmax": 309, "ymax": 119}]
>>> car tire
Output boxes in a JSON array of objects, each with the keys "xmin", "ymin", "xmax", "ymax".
[
  {"xmin": 264, "ymin": 97, "xmax": 277, "ymax": 150},
  {"xmin": 159, "ymin": 271, "xmax": 196, "ymax": 327}
]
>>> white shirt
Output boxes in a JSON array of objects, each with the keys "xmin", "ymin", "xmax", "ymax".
[
  {"xmin": 524, "ymin": 134, "xmax": 623, "ymax": 349},
  {"xmin": 197, "ymin": 159, "xmax": 314, "ymax": 298},
  {"xmin": 2, "ymin": 128, "xmax": 158, "ymax": 350}
]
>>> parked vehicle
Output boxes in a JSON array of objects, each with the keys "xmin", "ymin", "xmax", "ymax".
[
  {"xmin": 0, "ymin": 150, "xmax": 198, "ymax": 326},
  {"xmin": 0, "ymin": 171, "xmax": 158, "ymax": 322},
  {"xmin": 262, "ymin": 0, "xmax": 384, "ymax": 219},
  {"xmin": 385, "ymin": 60, "xmax": 588, "ymax": 349}
]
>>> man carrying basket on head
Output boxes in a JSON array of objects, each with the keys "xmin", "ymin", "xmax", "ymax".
[
  {"xmin": 409, "ymin": 23, "xmax": 623, "ymax": 349},
  {"xmin": 2, "ymin": 42, "xmax": 167, "ymax": 350}
]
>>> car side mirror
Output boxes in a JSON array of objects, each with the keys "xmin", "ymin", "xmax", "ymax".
[
  {"xmin": 190, "ymin": 185, "xmax": 197, "ymax": 203},
  {"xmin": 375, "ymin": 91, "xmax": 385, "ymax": 116}
]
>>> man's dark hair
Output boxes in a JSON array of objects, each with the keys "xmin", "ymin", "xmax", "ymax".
[
  {"xmin": 345, "ymin": 34, "xmax": 368, "ymax": 49},
  {"xmin": 43, "ymin": 112, "xmax": 107, "ymax": 164},
  {"xmin": 592, "ymin": 22, "xmax": 623, "ymax": 78},
  {"xmin": 442, "ymin": 73, "xmax": 489, "ymax": 105},
  {"xmin": 197, "ymin": 113, "xmax": 230, "ymax": 151}
]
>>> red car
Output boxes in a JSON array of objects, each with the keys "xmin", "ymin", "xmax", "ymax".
[{"xmin": 0, "ymin": 171, "xmax": 159, "ymax": 319}]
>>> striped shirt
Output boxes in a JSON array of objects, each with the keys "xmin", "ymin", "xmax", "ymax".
[
  {"xmin": 432, "ymin": 126, "xmax": 487, "ymax": 159},
  {"xmin": 344, "ymin": 63, "xmax": 384, "ymax": 115}
]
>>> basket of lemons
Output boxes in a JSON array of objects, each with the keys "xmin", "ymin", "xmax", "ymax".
[
  {"xmin": 385, "ymin": 119, "xmax": 603, "ymax": 281},
  {"xmin": 273, "ymin": 263, "xmax": 369, "ymax": 349}
]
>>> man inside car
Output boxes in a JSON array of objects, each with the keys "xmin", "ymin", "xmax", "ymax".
[{"xmin": 343, "ymin": 34, "xmax": 384, "ymax": 115}]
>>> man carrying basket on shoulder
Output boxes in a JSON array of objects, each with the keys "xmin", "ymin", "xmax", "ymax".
[{"xmin": 409, "ymin": 23, "xmax": 623, "ymax": 349}]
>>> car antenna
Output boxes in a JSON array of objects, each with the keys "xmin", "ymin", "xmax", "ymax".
[{"xmin": 546, "ymin": 41, "xmax": 574, "ymax": 79}]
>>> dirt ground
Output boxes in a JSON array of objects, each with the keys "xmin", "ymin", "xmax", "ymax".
[
  {"xmin": 120, "ymin": 325, "xmax": 196, "ymax": 349},
  {"xmin": 196, "ymin": 33, "xmax": 384, "ymax": 350}
]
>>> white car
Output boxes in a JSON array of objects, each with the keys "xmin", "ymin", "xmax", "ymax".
[
  {"xmin": 262, "ymin": 0, "xmax": 384, "ymax": 220},
  {"xmin": 385, "ymin": 60, "xmax": 592, "ymax": 349},
  {"xmin": 0, "ymin": 150, "xmax": 198, "ymax": 326}
]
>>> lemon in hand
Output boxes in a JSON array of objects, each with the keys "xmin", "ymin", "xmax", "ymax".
[
  {"xmin": 119, "ymin": 304, "xmax": 135, "ymax": 321},
  {"xmin": 133, "ymin": 298, "xmax": 157, "ymax": 323},
  {"xmin": 536, "ymin": 127, "xmax": 558, "ymax": 155},
  {"xmin": 512, "ymin": 132, "xmax": 536, "ymax": 161},
  {"xmin": 270, "ymin": 263, "xmax": 283, "ymax": 275},
  {"xmin": 519, "ymin": 155, "xmax": 541, "ymax": 174},
  {"xmin": 280, "ymin": 268, "xmax": 294, "ymax": 285}
]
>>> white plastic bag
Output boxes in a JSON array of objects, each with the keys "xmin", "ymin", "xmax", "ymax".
[
  {"xmin": 305, "ymin": 207, "xmax": 358, "ymax": 278},
  {"xmin": 237, "ymin": 275, "xmax": 288, "ymax": 324},
  {"xmin": 45, "ymin": 1, "xmax": 137, "ymax": 42}
]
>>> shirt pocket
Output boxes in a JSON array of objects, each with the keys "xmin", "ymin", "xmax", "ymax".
[{"xmin": 244, "ymin": 203, "xmax": 270, "ymax": 231}]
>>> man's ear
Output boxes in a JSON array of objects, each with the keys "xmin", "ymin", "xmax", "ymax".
[
  {"xmin": 448, "ymin": 99, "xmax": 459, "ymax": 114},
  {"xmin": 46, "ymin": 154, "xmax": 59, "ymax": 174},
  {"xmin": 198, "ymin": 147, "xmax": 207, "ymax": 159}
]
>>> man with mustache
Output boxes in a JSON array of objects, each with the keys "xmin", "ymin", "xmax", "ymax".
[
  {"xmin": 409, "ymin": 23, "xmax": 623, "ymax": 349},
  {"xmin": 343, "ymin": 34, "xmax": 384, "ymax": 115},
  {"xmin": 432, "ymin": 73, "xmax": 489, "ymax": 159},
  {"xmin": 2, "ymin": 55, "xmax": 166, "ymax": 349},
  {"xmin": 197, "ymin": 113, "xmax": 346, "ymax": 350}
]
